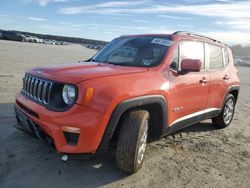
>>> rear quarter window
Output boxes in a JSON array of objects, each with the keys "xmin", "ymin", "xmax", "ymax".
[
  {"xmin": 223, "ymin": 48, "xmax": 229, "ymax": 65},
  {"xmin": 207, "ymin": 44, "xmax": 223, "ymax": 69}
]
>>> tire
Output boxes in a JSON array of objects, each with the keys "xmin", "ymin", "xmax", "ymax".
[
  {"xmin": 212, "ymin": 94, "xmax": 235, "ymax": 129},
  {"xmin": 116, "ymin": 110, "xmax": 149, "ymax": 174}
]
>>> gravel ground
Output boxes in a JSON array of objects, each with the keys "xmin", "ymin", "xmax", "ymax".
[{"xmin": 0, "ymin": 40, "xmax": 250, "ymax": 188}]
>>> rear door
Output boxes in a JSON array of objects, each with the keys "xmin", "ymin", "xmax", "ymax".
[
  {"xmin": 169, "ymin": 40, "xmax": 209, "ymax": 125},
  {"xmin": 206, "ymin": 44, "xmax": 230, "ymax": 109}
]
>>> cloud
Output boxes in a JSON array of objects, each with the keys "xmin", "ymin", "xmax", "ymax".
[
  {"xmin": 28, "ymin": 16, "xmax": 47, "ymax": 21},
  {"xmin": 40, "ymin": 24, "xmax": 57, "ymax": 30},
  {"xmin": 216, "ymin": 19, "xmax": 250, "ymax": 30},
  {"xmin": 58, "ymin": 0, "xmax": 148, "ymax": 14},
  {"xmin": 57, "ymin": 0, "xmax": 250, "ymax": 44},
  {"xmin": 29, "ymin": 0, "xmax": 68, "ymax": 7},
  {"xmin": 157, "ymin": 15, "xmax": 196, "ymax": 20},
  {"xmin": 58, "ymin": 0, "xmax": 250, "ymax": 19},
  {"xmin": 19, "ymin": 0, "xmax": 250, "ymax": 44},
  {"xmin": 96, "ymin": 1, "xmax": 147, "ymax": 8},
  {"xmin": 205, "ymin": 31, "xmax": 250, "ymax": 45},
  {"xmin": 132, "ymin": 19, "xmax": 149, "ymax": 23}
]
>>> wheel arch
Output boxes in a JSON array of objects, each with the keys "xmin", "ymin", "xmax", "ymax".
[
  {"xmin": 228, "ymin": 87, "xmax": 239, "ymax": 103},
  {"xmin": 225, "ymin": 85, "xmax": 240, "ymax": 103},
  {"xmin": 219, "ymin": 85, "xmax": 240, "ymax": 114},
  {"xmin": 97, "ymin": 95, "xmax": 168, "ymax": 153}
]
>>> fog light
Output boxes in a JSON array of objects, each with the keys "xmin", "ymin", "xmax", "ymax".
[{"xmin": 63, "ymin": 132, "xmax": 79, "ymax": 146}]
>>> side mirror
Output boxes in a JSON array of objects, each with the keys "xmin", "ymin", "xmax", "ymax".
[{"xmin": 180, "ymin": 59, "xmax": 202, "ymax": 72}]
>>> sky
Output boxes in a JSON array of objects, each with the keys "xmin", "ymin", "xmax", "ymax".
[{"xmin": 0, "ymin": 0, "xmax": 250, "ymax": 44}]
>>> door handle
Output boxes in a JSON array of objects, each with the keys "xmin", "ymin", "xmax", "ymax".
[
  {"xmin": 223, "ymin": 75, "xmax": 230, "ymax": 80},
  {"xmin": 199, "ymin": 77, "xmax": 208, "ymax": 84}
]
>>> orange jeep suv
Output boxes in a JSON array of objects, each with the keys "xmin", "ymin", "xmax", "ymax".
[{"xmin": 15, "ymin": 31, "xmax": 240, "ymax": 173}]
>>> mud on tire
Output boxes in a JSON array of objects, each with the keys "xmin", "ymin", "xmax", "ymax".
[{"xmin": 116, "ymin": 110, "xmax": 149, "ymax": 174}]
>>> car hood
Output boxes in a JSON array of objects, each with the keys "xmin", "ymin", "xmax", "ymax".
[{"xmin": 28, "ymin": 62, "xmax": 148, "ymax": 84}]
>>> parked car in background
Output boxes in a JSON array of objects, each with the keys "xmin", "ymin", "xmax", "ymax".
[
  {"xmin": 87, "ymin": 44, "xmax": 94, "ymax": 49},
  {"xmin": 93, "ymin": 46, "xmax": 100, "ymax": 50},
  {"xmin": 33, "ymin": 36, "xmax": 43, "ymax": 43},
  {"xmin": 43, "ymin": 39, "xmax": 56, "ymax": 45},
  {"xmin": 86, "ymin": 44, "xmax": 103, "ymax": 50},
  {"xmin": 54, "ymin": 40, "xmax": 62, "ymax": 45},
  {"xmin": 1, "ymin": 31, "xmax": 25, "ymax": 41},
  {"xmin": 62, "ymin": 41, "xmax": 69, "ymax": 45},
  {"xmin": 23, "ymin": 35, "xmax": 43, "ymax": 43},
  {"xmin": 23, "ymin": 35, "xmax": 36, "ymax": 42}
]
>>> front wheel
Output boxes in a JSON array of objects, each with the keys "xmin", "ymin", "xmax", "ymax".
[
  {"xmin": 116, "ymin": 110, "xmax": 149, "ymax": 174},
  {"xmin": 212, "ymin": 94, "xmax": 236, "ymax": 128}
]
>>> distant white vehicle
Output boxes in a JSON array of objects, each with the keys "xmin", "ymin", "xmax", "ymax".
[
  {"xmin": 234, "ymin": 56, "xmax": 250, "ymax": 66},
  {"xmin": 43, "ymin": 39, "xmax": 56, "ymax": 45},
  {"xmin": 23, "ymin": 35, "xmax": 36, "ymax": 42},
  {"xmin": 33, "ymin": 37, "xmax": 43, "ymax": 43},
  {"xmin": 234, "ymin": 58, "xmax": 243, "ymax": 65}
]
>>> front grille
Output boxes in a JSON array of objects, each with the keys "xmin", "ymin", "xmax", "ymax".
[{"xmin": 22, "ymin": 74, "xmax": 53, "ymax": 105}]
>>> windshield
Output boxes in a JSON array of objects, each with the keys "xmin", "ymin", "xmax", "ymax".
[{"xmin": 92, "ymin": 36, "xmax": 172, "ymax": 67}]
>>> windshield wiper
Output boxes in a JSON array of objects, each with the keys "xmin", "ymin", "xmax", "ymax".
[
  {"xmin": 111, "ymin": 62, "xmax": 145, "ymax": 67},
  {"xmin": 92, "ymin": 61, "xmax": 125, "ymax": 66},
  {"xmin": 112, "ymin": 63, "xmax": 131, "ymax": 66},
  {"xmin": 90, "ymin": 60, "xmax": 139, "ymax": 67}
]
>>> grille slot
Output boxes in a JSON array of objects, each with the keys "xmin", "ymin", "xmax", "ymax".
[{"xmin": 22, "ymin": 75, "xmax": 52, "ymax": 105}]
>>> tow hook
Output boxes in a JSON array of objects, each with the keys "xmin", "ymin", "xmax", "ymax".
[{"xmin": 61, "ymin": 154, "xmax": 69, "ymax": 163}]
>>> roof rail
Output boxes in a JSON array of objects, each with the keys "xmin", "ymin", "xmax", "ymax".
[
  {"xmin": 119, "ymin": 34, "xmax": 130, "ymax": 38},
  {"xmin": 173, "ymin": 31, "xmax": 223, "ymax": 44}
]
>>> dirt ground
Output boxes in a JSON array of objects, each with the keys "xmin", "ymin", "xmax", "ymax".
[{"xmin": 0, "ymin": 40, "xmax": 250, "ymax": 188}]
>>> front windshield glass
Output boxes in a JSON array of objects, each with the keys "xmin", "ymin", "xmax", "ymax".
[{"xmin": 92, "ymin": 36, "xmax": 172, "ymax": 67}]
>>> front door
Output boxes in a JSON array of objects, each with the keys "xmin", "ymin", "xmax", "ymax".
[{"xmin": 168, "ymin": 40, "xmax": 209, "ymax": 126}]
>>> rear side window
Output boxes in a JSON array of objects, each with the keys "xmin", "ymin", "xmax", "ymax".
[
  {"xmin": 207, "ymin": 44, "xmax": 223, "ymax": 69},
  {"xmin": 179, "ymin": 41, "xmax": 205, "ymax": 70},
  {"xmin": 223, "ymin": 48, "xmax": 229, "ymax": 65}
]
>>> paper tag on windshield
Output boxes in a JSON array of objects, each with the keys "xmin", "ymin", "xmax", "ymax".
[{"xmin": 151, "ymin": 38, "xmax": 173, "ymax": 46}]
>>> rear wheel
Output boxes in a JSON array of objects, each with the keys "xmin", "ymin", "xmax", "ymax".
[
  {"xmin": 116, "ymin": 110, "xmax": 149, "ymax": 174},
  {"xmin": 212, "ymin": 94, "xmax": 235, "ymax": 128}
]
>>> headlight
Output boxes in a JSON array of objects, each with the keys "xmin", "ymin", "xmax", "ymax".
[{"xmin": 62, "ymin": 84, "xmax": 76, "ymax": 105}]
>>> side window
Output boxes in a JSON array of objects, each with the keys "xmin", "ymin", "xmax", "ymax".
[
  {"xmin": 207, "ymin": 44, "xmax": 223, "ymax": 69},
  {"xmin": 223, "ymin": 48, "xmax": 229, "ymax": 65},
  {"xmin": 179, "ymin": 41, "xmax": 205, "ymax": 70},
  {"xmin": 170, "ymin": 45, "xmax": 179, "ymax": 70}
]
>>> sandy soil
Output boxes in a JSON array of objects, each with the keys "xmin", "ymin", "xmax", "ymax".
[
  {"xmin": 0, "ymin": 40, "xmax": 250, "ymax": 188},
  {"xmin": 0, "ymin": 40, "xmax": 96, "ymax": 103}
]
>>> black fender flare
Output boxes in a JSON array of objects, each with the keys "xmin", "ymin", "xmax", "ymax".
[
  {"xmin": 97, "ymin": 95, "xmax": 168, "ymax": 153},
  {"xmin": 223, "ymin": 85, "xmax": 240, "ymax": 104},
  {"xmin": 218, "ymin": 85, "xmax": 240, "ymax": 114},
  {"xmin": 227, "ymin": 85, "xmax": 240, "ymax": 101}
]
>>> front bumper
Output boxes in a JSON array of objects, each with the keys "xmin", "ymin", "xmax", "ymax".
[{"xmin": 15, "ymin": 93, "xmax": 109, "ymax": 153}]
